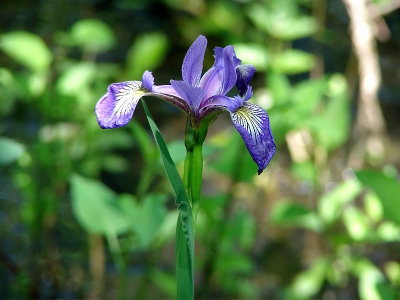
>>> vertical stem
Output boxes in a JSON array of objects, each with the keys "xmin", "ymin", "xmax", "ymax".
[
  {"xmin": 88, "ymin": 234, "xmax": 104, "ymax": 300},
  {"xmin": 106, "ymin": 233, "xmax": 127, "ymax": 300},
  {"xmin": 184, "ymin": 121, "xmax": 206, "ymax": 214}
]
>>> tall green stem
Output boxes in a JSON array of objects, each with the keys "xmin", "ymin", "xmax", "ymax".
[{"xmin": 184, "ymin": 120, "xmax": 206, "ymax": 208}]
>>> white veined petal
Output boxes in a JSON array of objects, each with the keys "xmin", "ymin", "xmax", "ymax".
[
  {"xmin": 230, "ymin": 102, "xmax": 264, "ymax": 139},
  {"xmin": 111, "ymin": 81, "xmax": 145, "ymax": 118}
]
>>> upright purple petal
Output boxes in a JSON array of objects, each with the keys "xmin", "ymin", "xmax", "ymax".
[
  {"xmin": 236, "ymin": 64, "xmax": 255, "ymax": 96},
  {"xmin": 200, "ymin": 46, "xmax": 240, "ymax": 101},
  {"xmin": 182, "ymin": 35, "xmax": 207, "ymax": 86},
  {"xmin": 230, "ymin": 102, "xmax": 275, "ymax": 174},
  {"xmin": 95, "ymin": 81, "xmax": 146, "ymax": 129},
  {"xmin": 142, "ymin": 70, "xmax": 154, "ymax": 91},
  {"xmin": 171, "ymin": 80, "xmax": 205, "ymax": 113}
]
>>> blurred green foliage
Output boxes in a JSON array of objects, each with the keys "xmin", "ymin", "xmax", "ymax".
[{"xmin": 1, "ymin": 0, "xmax": 400, "ymax": 299}]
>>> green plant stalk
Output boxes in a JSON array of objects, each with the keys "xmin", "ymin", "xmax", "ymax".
[
  {"xmin": 142, "ymin": 101, "xmax": 195, "ymax": 300},
  {"xmin": 184, "ymin": 120, "xmax": 206, "ymax": 208}
]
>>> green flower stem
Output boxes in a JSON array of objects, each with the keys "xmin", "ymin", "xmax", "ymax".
[{"xmin": 184, "ymin": 121, "xmax": 206, "ymax": 210}]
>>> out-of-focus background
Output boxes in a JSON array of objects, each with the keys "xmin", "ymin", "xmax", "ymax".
[{"xmin": 1, "ymin": 0, "xmax": 400, "ymax": 299}]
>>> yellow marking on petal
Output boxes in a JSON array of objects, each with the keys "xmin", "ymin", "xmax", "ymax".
[{"xmin": 231, "ymin": 103, "xmax": 264, "ymax": 139}]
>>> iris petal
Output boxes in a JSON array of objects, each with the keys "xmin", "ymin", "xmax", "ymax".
[
  {"xmin": 142, "ymin": 70, "xmax": 154, "ymax": 91},
  {"xmin": 95, "ymin": 81, "xmax": 146, "ymax": 129},
  {"xmin": 200, "ymin": 46, "xmax": 239, "ymax": 102},
  {"xmin": 230, "ymin": 102, "xmax": 275, "ymax": 174},
  {"xmin": 236, "ymin": 65, "xmax": 255, "ymax": 96},
  {"xmin": 182, "ymin": 35, "xmax": 207, "ymax": 87},
  {"xmin": 171, "ymin": 80, "xmax": 205, "ymax": 113}
]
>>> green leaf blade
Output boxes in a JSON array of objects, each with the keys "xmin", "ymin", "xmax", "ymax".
[{"xmin": 141, "ymin": 100, "xmax": 194, "ymax": 300}]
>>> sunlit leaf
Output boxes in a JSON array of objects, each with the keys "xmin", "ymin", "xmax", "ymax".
[
  {"xmin": 353, "ymin": 259, "xmax": 396, "ymax": 300},
  {"xmin": 376, "ymin": 222, "xmax": 400, "ymax": 242},
  {"xmin": 247, "ymin": 3, "xmax": 317, "ymax": 40},
  {"xmin": 119, "ymin": 193, "xmax": 167, "ymax": 249},
  {"xmin": 127, "ymin": 32, "xmax": 168, "ymax": 78},
  {"xmin": 343, "ymin": 207, "xmax": 371, "ymax": 241},
  {"xmin": 0, "ymin": 137, "xmax": 25, "ymax": 165},
  {"xmin": 272, "ymin": 49, "xmax": 314, "ymax": 74},
  {"xmin": 289, "ymin": 257, "xmax": 329, "ymax": 299},
  {"xmin": 304, "ymin": 75, "xmax": 350, "ymax": 150},
  {"xmin": 318, "ymin": 179, "xmax": 363, "ymax": 224},
  {"xmin": 70, "ymin": 174, "xmax": 130, "ymax": 235},
  {"xmin": 233, "ymin": 43, "xmax": 269, "ymax": 71},
  {"xmin": 356, "ymin": 170, "xmax": 400, "ymax": 225},
  {"xmin": 57, "ymin": 62, "xmax": 96, "ymax": 96},
  {"xmin": 70, "ymin": 19, "xmax": 116, "ymax": 52},
  {"xmin": 0, "ymin": 31, "xmax": 52, "ymax": 71}
]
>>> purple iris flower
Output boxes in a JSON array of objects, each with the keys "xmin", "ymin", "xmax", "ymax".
[{"xmin": 95, "ymin": 35, "xmax": 275, "ymax": 174}]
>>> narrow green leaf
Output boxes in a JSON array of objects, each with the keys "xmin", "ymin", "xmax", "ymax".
[{"xmin": 141, "ymin": 100, "xmax": 194, "ymax": 300}]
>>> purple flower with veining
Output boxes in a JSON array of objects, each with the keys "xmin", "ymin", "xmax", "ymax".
[{"xmin": 95, "ymin": 35, "xmax": 275, "ymax": 174}]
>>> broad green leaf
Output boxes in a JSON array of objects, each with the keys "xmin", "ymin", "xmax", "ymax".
[
  {"xmin": 267, "ymin": 72, "xmax": 292, "ymax": 106},
  {"xmin": 292, "ymin": 78, "xmax": 326, "ymax": 115},
  {"xmin": 270, "ymin": 200, "xmax": 323, "ymax": 232},
  {"xmin": 356, "ymin": 170, "xmax": 400, "ymax": 225},
  {"xmin": 318, "ymin": 179, "xmax": 363, "ymax": 224},
  {"xmin": 0, "ymin": 137, "xmax": 24, "ymax": 165},
  {"xmin": 70, "ymin": 174, "xmax": 130, "ymax": 235},
  {"xmin": 70, "ymin": 19, "xmax": 115, "ymax": 52},
  {"xmin": 57, "ymin": 62, "xmax": 96, "ymax": 96},
  {"xmin": 247, "ymin": 3, "xmax": 317, "ymax": 40},
  {"xmin": 142, "ymin": 100, "xmax": 194, "ymax": 300},
  {"xmin": 119, "ymin": 193, "xmax": 167, "ymax": 249},
  {"xmin": 0, "ymin": 31, "xmax": 52, "ymax": 71},
  {"xmin": 233, "ymin": 43, "xmax": 269, "ymax": 71},
  {"xmin": 304, "ymin": 74, "xmax": 350, "ymax": 150},
  {"xmin": 272, "ymin": 49, "xmax": 314, "ymax": 74},
  {"xmin": 127, "ymin": 32, "xmax": 168, "ymax": 78}
]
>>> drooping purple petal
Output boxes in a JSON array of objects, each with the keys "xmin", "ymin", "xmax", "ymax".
[
  {"xmin": 95, "ymin": 81, "xmax": 146, "ymax": 129},
  {"xmin": 171, "ymin": 80, "xmax": 205, "ymax": 113},
  {"xmin": 236, "ymin": 64, "xmax": 255, "ymax": 96},
  {"xmin": 182, "ymin": 35, "xmax": 207, "ymax": 87},
  {"xmin": 142, "ymin": 70, "xmax": 154, "ymax": 91},
  {"xmin": 230, "ymin": 102, "xmax": 275, "ymax": 174},
  {"xmin": 199, "ymin": 46, "xmax": 240, "ymax": 102}
]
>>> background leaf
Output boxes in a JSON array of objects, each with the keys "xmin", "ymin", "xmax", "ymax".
[
  {"xmin": 70, "ymin": 19, "xmax": 116, "ymax": 52},
  {"xmin": 70, "ymin": 174, "xmax": 130, "ymax": 235},
  {"xmin": 356, "ymin": 170, "xmax": 400, "ymax": 225},
  {"xmin": 0, "ymin": 137, "xmax": 25, "ymax": 165},
  {"xmin": 0, "ymin": 31, "xmax": 52, "ymax": 71}
]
